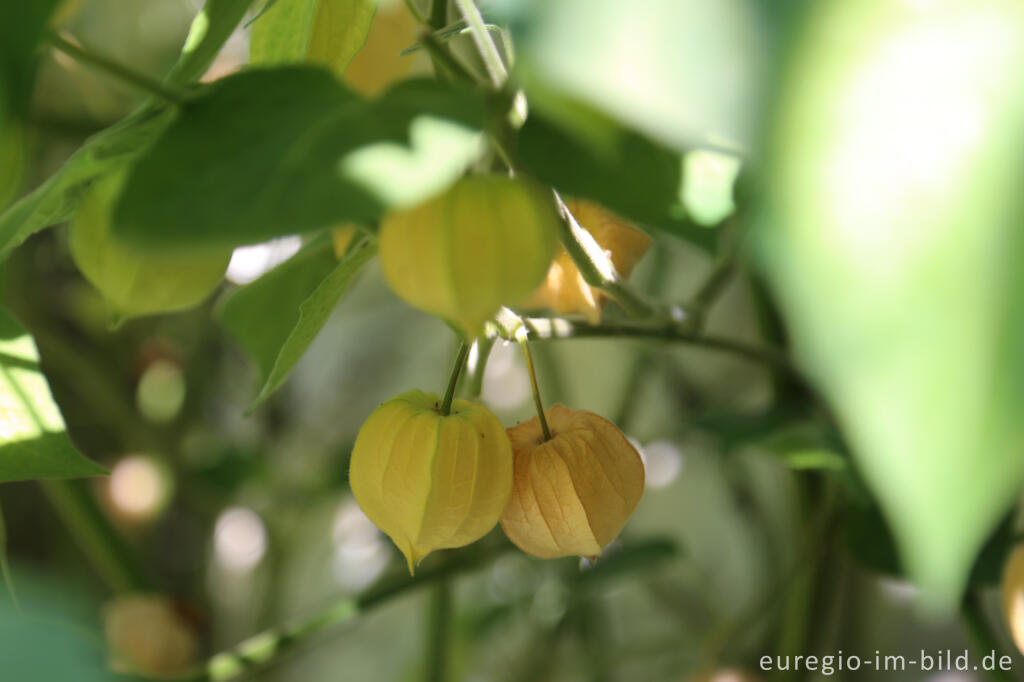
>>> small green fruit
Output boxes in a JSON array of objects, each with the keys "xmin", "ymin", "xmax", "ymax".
[{"xmin": 69, "ymin": 173, "xmax": 233, "ymax": 320}]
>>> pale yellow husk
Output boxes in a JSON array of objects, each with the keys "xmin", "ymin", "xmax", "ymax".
[
  {"xmin": 520, "ymin": 198, "xmax": 652, "ymax": 324},
  {"xmin": 378, "ymin": 175, "xmax": 560, "ymax": 337},
  {"xmin": 500, "ymin": 405, "xmax": 645, "ymax": 559},
  {"xmin": 349, "ymin": 389, "xmax": 513, "ymax": 572}
]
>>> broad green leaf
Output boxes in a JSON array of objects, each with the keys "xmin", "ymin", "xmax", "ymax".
[
  {"xmin": 0, "ymin": 0, "xmax": 255, "ymax": 263},
  {"xmin": 0, "ymin": 311, "xmax": 106, "ymax": 482},
  {"xmin": 517, "ymin": 110, "xmax": 716, "ymax": 252},
  {"xmin": 217, "ymin": 238, "xmax": 376, "ymax": 408},
  {"xmin": 0, "ymin": 0, "xmax": 60, "ymax": 120},
  {"xmin": 114, "ymin": 69, "xmax": 486, "ymax": 249},
  {"xmin": 251, "ymin": 0, "xmax": 377, "ymax": 77},
  {"xmin": 757, "ymin": 0, "xmax": 1024, "ymax": 611},
  {"xmin": 503, "ymin": 0, "xmax": 763, "ymax": 153}
]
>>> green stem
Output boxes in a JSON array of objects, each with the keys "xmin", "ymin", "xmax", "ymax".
[
  {"xmin": 464, "ymin": 337, "xmax": 495, "ymax": 399},
  {"xmin": 490, "ymin": 311, "xmax": 795, "ymax": 377},
  {"xmin": 430, "ymin": 0, "xmax": 448, "ymax": 30},
  {"xmin": 440, "ymin": 342, "xmax": 469, "ymax": 415},
  {"xmin": 48, "ymin": 33, "xmax": 185, "ymax": 105},
  {"xmin": 519, "ymin": 338, "xmax": 551, "ymax": 440},
  {"xmin": 419, "ymin": 31, "xmax": 477, "ymax": 84},
  {"xmin": 185, "ymin": 546, "xmax": 504, "ymax": 682},
  {"xmin": 39, "ymin": 480, "xmax": 151, "ymax": 593},
  {"xmin": 689, "ymin": 219, "xmax": 740, "ymax": 331},
  {"xmin": 425, "ymin": 580, "xmax": 452, "ymax": 682},
  {"xmin": 452, "ymin": 0, "xmax": 507, "ymax": 87}
]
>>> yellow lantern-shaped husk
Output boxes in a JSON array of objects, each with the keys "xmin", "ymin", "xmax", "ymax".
[
  {"xmin": 1002, "ymin": 543, "xmax": 1024, "ymax": 654},
  {"xmin": 521, "ymin": 198, "xmax": 652, "ymax": 324},
  {"xmin": 378, "ymin": 175, "xmax": 560, "ymax": 338},
  {"xmin": 349, "ymin": 390, "xmax": 513, "ymax": 572},
  {"xmin": 500, "ymin": 405, "xmax": 645, "ymax": 559}
]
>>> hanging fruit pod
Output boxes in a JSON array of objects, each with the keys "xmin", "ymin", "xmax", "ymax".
[
  {"xmin": 378, "ymin": 175, "xmax": 560, "ymax": 338},
  {"xmin": 349, "ymin": 390, "xmax": 514, "ymax": 573},
  {"xmin": 501, "ymin": 405, "xmax": 645, "ymax": 559},
  {"xmin": 1002, "ymin": 543, "xmax": 1024, "ymax": 654},
  {"xmin": 69, "ymin": 172, "xmax": 232, "ymax": 320},
  {"xmin": 521, "ymin": 198, "xmax": 652, "ymax": 324}
]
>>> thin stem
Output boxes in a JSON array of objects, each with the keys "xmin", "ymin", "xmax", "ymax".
[
  {"xmin": 48, "ymin": 33, "xmax": 185, "ymax": 105},
  {"xmin": 489, "ymin": 311, "xmax": 796, "ymax": 377},
  {"xmin": 464, "ymin": 336, "xmax": 495, "ymax": 399},
  {"xmin": 440, "ymin": 342, "xmax": 469, "ymax": 415},
  {"xmin": 453, "ymin": 0, "xmax": 507, "ymax": 87},
  {"xmin": 184, "ymin": 545, "xmax": 504, "ymax": 682},
  {"xmin": 519, "ymin": 338, "xmax": 551, "ymax": 440},
  {"xmin": 419, "ymin": 31, "xmax": 477, "ymax": 84},
  {"xmin": 689, "ymin": 224, "xmax": 740, "ymax": 332},
  {"xmin": 39, "ymin": 480, "xmax": 151, "ymax": 593},
  {"xmin": 425, "ymin": 579, "xmax": 452, "ymax": 682},
  {"xmin": 430, "ymin": 0, "xmax": 448, "ymax": 30}
]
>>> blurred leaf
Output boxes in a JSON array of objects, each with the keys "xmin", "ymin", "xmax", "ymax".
[
  {"xmin": 0, "ymin": 109, "xmax": 171, "ymax": 262},
  {"xmin": 758, "ymin": 0, "xmax": 1024, "ymax": 610},
  {"xmin": 0, "ymin": 498, "xmax": 16, "ymax": 608},
  {"xmin": 251, "ymin": 0, "xmax": 377, "ymax": 77},
  {"xmin": 0, "ymin": 311, "xmax": 106, "ymax": 482},
  {"xmin": 504, "ymin": 0, "xmax": 762, "ymax": 152},
  {"xmin": 845, "ymin": 506, "xmax": 1016, "ymax": 589},
  {"xmin": 0, "ymin": 0, "xmax": 60, "ymax": 120},
  {"xmin": 0, "ymin": 122, "xmax": 24, "ymax": 211},
  {"xmin": 0, "ymin": 571, "xmax": 144, "ymax": 682},
  {"xmin": 516, "ymin": 111, "xmax": 716, "ymax": 253},
  {"xmin": 114, "ymin": 69, "xmax": 486, "ymax": 248},
  {"xmin": 217, "ymin": 237, "xmax": 376, "ymax": 408},
  {"xmin": 0, "ymin": 0, "xmax": 255, "ymax": 262}
]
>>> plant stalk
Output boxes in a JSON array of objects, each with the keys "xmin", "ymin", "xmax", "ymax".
[{"xmin": 440, "ymin": 342, "xmax": 469, "ymax": 415}]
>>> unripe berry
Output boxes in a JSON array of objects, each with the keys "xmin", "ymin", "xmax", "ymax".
[
  {"xmin": 349, "ymin": 390, "xmax": 514, "ymax": 572},
  {"xmin": 501, "ymin": 405, "xmax": 645, "ymax": 559}
]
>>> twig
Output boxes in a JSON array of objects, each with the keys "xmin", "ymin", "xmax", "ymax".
[
  {"xmin": 48, "ymin": 33, "xmax": 186, "ymax": 105},
  {"xmin": 181, "ymin": 545, "xmax": 505, "ymax": 682}
]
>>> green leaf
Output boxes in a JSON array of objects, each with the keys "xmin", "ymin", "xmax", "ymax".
[
  {"xmin": 217, "ymin": 238, "xmax": 376, "ymax": 408},
  {"xmin": 0, "ymin": 0, "xmax": 60, "ymax": 120},
  {"xmin": 757, "ymin": 0, "xmax": 1024, "ymax": 611},
  {"xmin": 0, "ymin": 0, "xmax": 256, "ymax": 263},
  {"xmin": 516, "ymin": 110, "xmax": 716, "ymax": 253},
  {"xmin": 0, "ymin": 311, "xmax": 106, "ymax": 482},
  {"xmin": 251, "ymin": 0, "xmax": 377, "ymax": 77},
  {"xmin": 0, "ymin": 497, "xmax": 17, "ymax": 608},
  {"xmin": 114, "ymin": 69, "xmax": 486, "ymax": 249}
]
